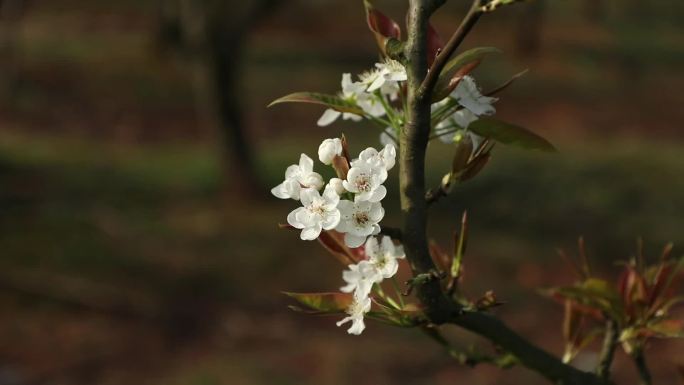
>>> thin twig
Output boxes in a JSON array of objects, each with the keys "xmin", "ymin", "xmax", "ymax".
[
  {"xmin": 632, "ymin": 348, "xmax": 653, "ymax": 385},
  {"xmin": 419, "ymin": 0, "xmax": 484, "ymax": 99},
  {"xmin": 596, "ymin": 319, "xmax": 619, "ymax": 380}
]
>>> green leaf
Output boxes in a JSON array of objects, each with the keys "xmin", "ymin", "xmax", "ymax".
[
  {"xmin": 268, "ymin": 92, "xmax": 364, "ymax": 115},
  {"xmin": 469, "ymin": 117, "xmax": 556, "ymax": 152},
  {"xmin": 648, "ymin": 319, "xmax": 684, "ymax": 338},
  {"xmin": 550, "ymin": 278, "xmax": 624, "ymax": 322},
  {"xmin": 283, "ymin": 292, "xmax": 352, "ymax": 314},
  {"xmin": 433, "ymin": 47, "xmax": 501, "ymax": 101}
]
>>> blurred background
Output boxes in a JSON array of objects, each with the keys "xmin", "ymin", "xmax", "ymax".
[{"xmin": 0, "ymin": 0, "xmax": 682, "ymax": 384}]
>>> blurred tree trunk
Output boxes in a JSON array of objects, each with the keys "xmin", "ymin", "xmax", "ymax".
[
  {"xmin": 159, "ymin": 0, "xmax": 282, "ymax": 198},
  {"xmin": 0, "ymin": 0, "xmax": 24, "ymax": 100},
  {"xmin": 515, "ymin": 0, "xmax": 544, "ymax": 57}
]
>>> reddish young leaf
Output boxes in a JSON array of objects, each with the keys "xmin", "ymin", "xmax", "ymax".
[
  {"xmin": 429, "ymin": 240, "xmax": 450, "ymax": 272},
  {"xmin": 432, "ymin": 47, "xmax": 500, "ymax": 102},
  {"xmin": 317, "ymin": 230, "xmax": 358, "ymax": 265},
  {"xmin": 427, "ymin": 22, "xmax": 443, "ymax": 66},
  {"xmin": 364, "ymin": 0, "xmax": 401, "ymax": 55}
]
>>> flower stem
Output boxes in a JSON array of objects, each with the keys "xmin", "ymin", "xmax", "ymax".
[
  {"xmin": 632, "ymin": 348, "xmax": 653, "ymax": 385},
  {"xmin": 391, "ymin": 277, "xmax": 406, "ymax": 308}
]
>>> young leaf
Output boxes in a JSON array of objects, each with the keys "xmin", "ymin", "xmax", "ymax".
[
  {"xmin": 485, "ymin": 69, "xmax": 529, "ymax": 97},
  {"xmin": 551, "ymin": 278, "xmax": 624, "ymax": 322},
  {"xmin": 283, "ymin": 292, "xmax": 353, "ymax": 314},
  {"xmin": 432, "ymin": 47, "xmax": 500, "ymax": 101},
  {"xmin": 427, "ymin": 22, "xmax": 443, "ymax": 67},
  {"xmin": 317, "ymin": 230, "xmax": 357, "ymax": 266},
  {"xmin": 468, "ymin": 118, "xmax": 557, "ymax": 152},
  {"xmin": 364, "ymin": 0, "xmax": 401, "ymax": 56},
  {"xmin": 268, "ymin": 92, "xmax": 364, "ymax": 115}
]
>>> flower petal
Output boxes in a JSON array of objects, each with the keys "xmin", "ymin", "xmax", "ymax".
[{"xmin": 317, "ymin": 109, "xmax": 341, "ymax": 127}]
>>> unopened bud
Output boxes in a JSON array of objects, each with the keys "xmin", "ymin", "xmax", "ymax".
[
  {"xmin": 329, "ymin": 178, "xmax": 346, "ymax": 195},
  {"xmin": 318, "ymin": 138, "xmax": 343, "ymax": 165},
  {"xmin": 332, "ymin": 155, "xmax": 350, "ymax": 180}
]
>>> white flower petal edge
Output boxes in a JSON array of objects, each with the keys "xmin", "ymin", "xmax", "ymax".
[
  {"xmin": 352, "ymin": 144, "xmax": 396, "ymax": 172},
  {"xmin": 336, "ymin": 296, "xmax": 371, "ymax": 335},
  {"xmin": 317, "ymin": 109, "xmax": 342, "ymax": 127},
  {"xmin": 287, "ymin": 185, "xmax": 341, "ymax": 241},
  {"xmin": 271, "ymin": 154, "xmax": 324, "ymax": 200},
  {"xmin": 367, "ymin": 59, "xmax": 407, "ymax": 93},
  {"xmin": 452, "ymin": 76, "xmax": 497, "ymax": 116}
]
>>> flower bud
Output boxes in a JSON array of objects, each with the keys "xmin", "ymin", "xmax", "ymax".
[
  {"xmin": 332, "ymin": 155, "xmax": 350, "ymax": 180},
  {"xmin": 318, "ymin": 138, "xmax": 343, "ymax": 165},
  {"xmin": 329, "ymin": 178, "xmax": 346, "ymax": 195}
]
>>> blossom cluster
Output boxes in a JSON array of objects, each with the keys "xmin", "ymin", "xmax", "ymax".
[
  {"xmin": 337, "ymin": 235, "xmax": 405, "ymax": 334},
  {"xmin": 272, "ymin": 56, "xmax": 497, "ymax": 337},
  {"xmin": 272, "ymin": 137, "xmax": 402, "ymax": 334},
  {"xmin": 313, "ymin": 58, "xmax": 496, "ymax": 151},
  {"xmin": 272, "ymin": 139, "xmax": 395, "ymax": 247},
  {"xmin": 317, "ymin": 59, "xmax": 407, "ymax": 127}
]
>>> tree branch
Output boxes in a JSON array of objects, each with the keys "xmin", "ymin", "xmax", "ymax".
[
  {"xmin": 419, "ymin": 0, "xmax": 484, "ymax": 99},
  {"xmin": 450, "ymin": 311, "xmax": 610, "ymax": 385},
  {"xmin": 403, "ymin": 1, "xmax": 612, "ymax": 384},
  {"xmin": 631, "ymin": 348, "xmax": 653, "ymax": 385},
  {"xmin": 401, "ymin": 0, "xmax": 459, "ymax": 323},
  {"xmin": 596, "ymin": 319, "xmax": 619, "ymax": 380}
]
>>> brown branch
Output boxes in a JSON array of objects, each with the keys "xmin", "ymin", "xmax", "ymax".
[
  {"xmin": 402, "ymin": 1, "xmax": 613, "ymax": 384},
  {"xmin": 631, "ymin": 348, "xmax": 653, "ymax": 385},
  {"xmin": 450, "ymin": 311, "xmax": 610, "ymax": 385},
  {"xmin": 401, "ymin": 0, "xmax": 460, "ymax": 323},
  {"xmin": 419, "ymin": 0, "xmax": 485, "ymax": 99},
  {"xmin": 596, "ymin": 319, "xmax": 619, "ymax": 380}
]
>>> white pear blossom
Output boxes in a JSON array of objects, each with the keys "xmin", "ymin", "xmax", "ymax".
[
  {"xmin": 317, "ymin": 73, "xmax": 366, "ymax": 126},
  {"xmin": 343, "ymin": 162, "xmax": 387, "ymax": 203},
  {"xmin": 271, "ymin": 154, "xmax": 324, "ymax": 200},
  {"xmin": 352, "ymin": 144, "xmax": 396, "ymax": 172},
  {"xmin": 318, "ymin": 138, "xmax": 343, "ymax": 165},
  {"xmin": 364, "ymin": 236, "xmax": 405, "ymax": 280},
  {"xmin": 336, "ymin": 200, "xmax": 384, "ymax": 248},
  {"xmin": 452, "ymin": 75, "xmax": 497, "ymax": 116},
  {"xmin": 336, "ymin": 296, "xmax": 371, "ymax": 335},
  {"xmin": 287, "ymin": 185, "xmax": 341, "ymax": 241},
  {"xmin": 367, "ymin": 59, "xmax": 407, "ymax": 93},
  {"xmin": 360, "ymin": 69, "xmax": 400, "ymax": 101},
  {"xmin": 329, "ymin": 177, "xmax": 347, "ymax": 195},
  {"xmin": 435, "ymin": 109, "xmax": 483, "ymax": 147},
  {"xmin": 340, "ymin": 261, "xmax": 377, "ymax": 299}
]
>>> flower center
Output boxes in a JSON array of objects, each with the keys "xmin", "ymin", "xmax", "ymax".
[
  {"xmin": 353, "ymin": 211, "xmax": 369, "ymax": 226},
  {"xmin": 354, "ymin": 174, "xmax": 371, "ymax": 192},
  {"xmin": 309, "ymin": 199, "xmax": 326, "ymax": 215}
]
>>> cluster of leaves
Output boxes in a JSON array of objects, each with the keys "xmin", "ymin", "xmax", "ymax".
[{"xmin": 546, "ymin": 240, "xmax": 684, "ymax": 363}]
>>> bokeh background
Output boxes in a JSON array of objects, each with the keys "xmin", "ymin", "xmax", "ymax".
[{"xmin": 0, "ymin": 0, "xmax": 683, "ymax": 384}]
